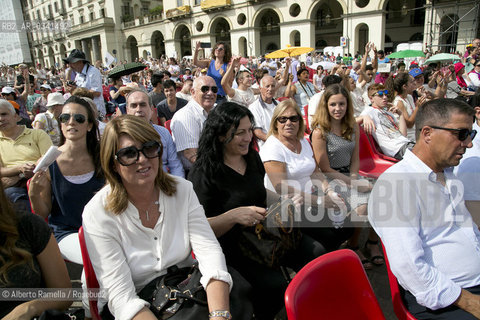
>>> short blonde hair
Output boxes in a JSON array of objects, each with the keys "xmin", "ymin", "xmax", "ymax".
[
  {"xmin": 101, "ymin": 115, "xmax": 177, "ymax": 214},
  {"xmin": 267, "ymin": 99, "xmax": 305, "ymax": 140}
]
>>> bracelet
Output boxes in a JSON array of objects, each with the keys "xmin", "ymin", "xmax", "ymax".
[{"xmin": 209, "ymin": 310, "xmax": 232, "ymax": 319}]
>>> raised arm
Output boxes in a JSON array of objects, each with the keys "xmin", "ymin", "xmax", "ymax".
[
  {"xmin": 193, "ymin": 41, "xmax": 211, "ymax": 69},
  {"xmin": 220, "ymin": 56, "xmax": 240, "ymax": 98}
]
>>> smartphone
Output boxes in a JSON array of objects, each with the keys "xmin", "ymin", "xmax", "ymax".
[{"xmin": 200, "ymin": 42, "xmax": 211, "ymax": 49}]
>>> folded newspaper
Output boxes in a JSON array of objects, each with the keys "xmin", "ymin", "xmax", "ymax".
[{"xmin": 33, "ymin": 146, "xmax": 62, "ymax": 173}]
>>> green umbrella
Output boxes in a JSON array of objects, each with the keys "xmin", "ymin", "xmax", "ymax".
[
  {"xmin": 387, "ymin": 50, "xmax": 425, "ymax": 59},
  {"xmin": 424, "ymin": 53, "xmax": 461, "ymax": 64},
  {"xmin": 107, "ymin": 62, "xmax": 147, "ymax": 78}
]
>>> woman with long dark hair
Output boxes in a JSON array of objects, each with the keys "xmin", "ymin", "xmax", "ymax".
[
  {"xmin": 189, "ymin": 102, "xmax": 325, "ymax": 319},
  {"xmin": 28, "ymin": 95, "xmax": 104, "ymax": 265}
]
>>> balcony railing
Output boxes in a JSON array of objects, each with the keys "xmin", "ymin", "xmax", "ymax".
[
  {"xmin": 166, "ymin": 5, "xmax": 191, "ymax": 20},
  {"xmin": 201, "ymin": 0, "xmax": 231, "ymax": 11},
  {"xmin": 67, "ymin": 17, "xmax": 115, "ymax": 34}
]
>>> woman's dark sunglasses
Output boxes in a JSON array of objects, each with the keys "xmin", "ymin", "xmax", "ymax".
[
  {"xmin": 373, "ymin": 90, "xmax": 389, "ymax": 97},
  {"xmin": 277, "ymin": 115, "xmax": 301, "ymax": 124},
  {"xmin": 200, "ymin": 86, "xmax": 218, "ymax": 93},
  {"xmin": 429, "ymin": 126, "xmax": 477, "ymax": 141},
  {"xmin": 115, "ymin": 141, "xmax": 161, "ymax": 166},
  {"xmin": 59, "ymin": 113, "xmax": 86, "ymax": 124}
]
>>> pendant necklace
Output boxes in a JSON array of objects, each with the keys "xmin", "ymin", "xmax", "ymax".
[{"xmin": 145, "ymin": 200, "xmax": 160, "ymax": 221}]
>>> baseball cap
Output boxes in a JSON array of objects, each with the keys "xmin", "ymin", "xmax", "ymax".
[
  {"xmin": 40, "ymin": 84, "xmax": 52, "ymax": 91},
  {"xmin": 409, "ymin": 68, "xmax": 423, "ymax": 78},
  {"xmin": 1, "ymin": 86, "xmax": 15, "ymax": 94}
]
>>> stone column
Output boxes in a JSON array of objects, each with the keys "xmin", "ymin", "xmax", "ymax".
[
  {"xmin": 92, "ymin": 36, "xmax": 101, "ymax": 63},
  {"xmin": 81, "ymin": 39, "xmax": 92, "ymax": 61}
]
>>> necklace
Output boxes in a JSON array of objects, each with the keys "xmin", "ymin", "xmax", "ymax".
[{"xmin": 146, "ymin": 200, "xmax": 160, "ymax": 221}]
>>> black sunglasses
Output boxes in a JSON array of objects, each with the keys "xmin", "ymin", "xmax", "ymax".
[
  {"xmin": 428, "ymin": 125, "xmax": 477, "ymax": 141},
  {"xmin": 277, "ymin": 115, "xmax": 301, "ymax": 124},
  {"xmin": 373, "ymin": 90, "xmax": 389, "ymax": 97},
  {"xmin": 200, "ymin": 86, "xmax": 218, "ymax": 93},
  {"xmin": 115, "ymin": 141, "xmax": 161, "ymax": 166},
  {"xmin": 59, "ymin": 113, "xmax": 86, "ymax": 124},
  {"xmin": 215, "ymin": 47, "xmax": 225, "ymax": 51}
]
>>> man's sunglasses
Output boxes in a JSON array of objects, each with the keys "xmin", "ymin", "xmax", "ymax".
[
  {"xmin": 115, "ymin": 141, "xmax": 161, "ymax": 166},
  {"xmin": 215, "ymin": 47, "xmax": 225, "ymax": 51},
  {"xmin": 428, "ymin": 126, "xmax": 477, "ymax": 141},
  {"xmin": 59, "ymin": 113, "xmax": 86, "ymax": 124},
  {"xmin": 373, "ymin": 90, "xmax": 389, "ymax": 97},
  {"xmin": 200, "ymin": 86, "xmax": 218, "ymax": 93},
  {"xmin": 277, "ymin": 115, "xmax": 301, "ymax": 124}
]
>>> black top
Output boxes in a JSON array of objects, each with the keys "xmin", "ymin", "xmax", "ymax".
[
  {"xmin": 0, "ymin": 213, "xmax": 51, "ymax": 317},
  {"xmin": 156, "ymin": 97, "xmax": 188, "ymax": 121},
  {"xmin": 188, "ymin": 151, "xmax": 266, "ymax": 259}
]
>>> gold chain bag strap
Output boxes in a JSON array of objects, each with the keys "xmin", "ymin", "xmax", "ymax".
[{"xmin": 238, "ymin": 198, "xmax": 302, "ymax": 268}]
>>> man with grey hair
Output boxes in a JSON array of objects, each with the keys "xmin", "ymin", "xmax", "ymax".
[
  {"xmin": 0, "ymin": 99, "xmax": 52, "ymax": 210},
  {"xmin": 171, "ymin": 76, "xmax": 217, "ymax": 170},
  {"xmin": 248, "ymin": 75, "xmax": 277, "ymax": 148},
  {"xmin": 125, "ymin": 89, "xmax": 184, "ymax": 177},
  {"xmin": 369, "ymin": 98, "xmax": 480, "ymax": 319}
]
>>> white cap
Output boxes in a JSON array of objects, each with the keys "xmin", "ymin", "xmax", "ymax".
[{"xmin": 46, "ymin": 92, "xmax": 65, "ymax": 107}]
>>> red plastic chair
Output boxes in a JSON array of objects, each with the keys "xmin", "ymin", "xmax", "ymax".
[
  {"xmin": 164, "ymin": 119, "xmax": 172, "ymax": 134},
  {"xmin": 358, "ymin": 126, "xmax": 397, "ymax": 179},
  {"xmin": 381, "ymin": 243, "xmax": 417, "ymax": 320},
  {"xmin": 285, "ymin": 249, "xmax": 386, "ymax": 320},
  {"xmin": 365, "ymin": 129, "xmax": 399, "ymax": 163},
  {"xmin": 78, "ymin": 226, "xmax": 101, "ymax": 320}
]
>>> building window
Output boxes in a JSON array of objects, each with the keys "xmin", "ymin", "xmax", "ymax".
[
  {"xmin": 79, "ymin": 15, "xmax": 84, "ymax": 23},
  {"xmin": 194, "ymin": 0, "xmax": 200, "ymax": 5},
  {"xmin": 69, "ymin": 14, "xmax": 74, "ymax": 24},
  {"xmin": 68, "ymin": 0, "xmax": 71, "ymax": 7},
  {"xmin": 100, "ymin": 8, "xmax": 105, "ymax": 17},
  {"xmin": 54, "ymin": 2, "xmax": 58, "ymax": 12},
  {"xmin": 177, "ymin": 0, "xmax": 183, "ymax": 7}
]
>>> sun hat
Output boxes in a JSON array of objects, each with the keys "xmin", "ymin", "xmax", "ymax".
[
  {"xmin": 63, "ymin": 49, "xmax": 89, "ymax": 64},
  {"xmin": 46, "ymin": 92, "xmax": 65, "ymax": 107},
  {"xmin": 1, "ymin": 86, "xmax": 15, "ymax": 94}
]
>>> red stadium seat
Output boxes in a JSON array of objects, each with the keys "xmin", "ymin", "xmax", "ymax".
[
  {"xmin": 358, "ymin": 126, "xmax": 397, "ymax": 179},
  {"xmin": 381, "ymin": 243, "xmax": 417, "ymax": 320},
  {"xmin": 79, "ymin": 226, "xmax": 101, "ymax": 320},
  {"xmin": 164, "ymin": 119, "xmax": 172, "ymax": 134},
  {"xmin": 285, "ymin": 249, "xmax": 386, "ymax": 320}
]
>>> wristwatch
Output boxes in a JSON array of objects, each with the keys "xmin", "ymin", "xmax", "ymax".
[
  {"xmin": 209, "ymin": 310, "xmax": 232, "ymax": 319},
  {"xmin": 18, "ymin": 172, "xmax": 26, "ymax": 179}
]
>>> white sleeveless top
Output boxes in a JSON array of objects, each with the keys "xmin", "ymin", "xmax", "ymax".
[{"xmin": 393, "ymin": 94, "xmax": 416, "ymax": 141}]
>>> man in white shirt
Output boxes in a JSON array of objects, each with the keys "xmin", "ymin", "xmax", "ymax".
[
  {"xmin": 171, "ymin": 76, "xmax": 216, "ymax": 170},
  {"xmin": 369, "ymin": 98, "xmax": 480, "ymax": 319},
  {"xmin": 248, "ymin": 75, "xmax": 277, "ymax": 148},
  {"xmin": 222, "ymin": 57, "xmax": 260, "ymax": 107},
  {"xmin": 64, "ymin": 49, "xmax": 106, "ymax": 116},
  {"xmin": 454, "ymin": 105, "xmax": 480, "ymax": 226}
]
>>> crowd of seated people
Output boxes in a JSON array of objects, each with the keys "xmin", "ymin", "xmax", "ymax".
[{"xmin": 1, "ymin": 38, "xmax": 480, "ymax": 320}]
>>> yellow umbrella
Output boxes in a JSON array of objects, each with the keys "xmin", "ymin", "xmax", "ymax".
[{"xmin": 265, "ymin": 44, "xmax": 314, "ymax": 59}]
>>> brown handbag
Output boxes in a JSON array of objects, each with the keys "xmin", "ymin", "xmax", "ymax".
[{"xmin": 238, "ymin": 198, "xmax": 302, "ymax": 268}]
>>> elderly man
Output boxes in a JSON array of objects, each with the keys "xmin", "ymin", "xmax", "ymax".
[
  {"xmin": 125, "ymin": 89, "xmax": 184, "ymax": 178},
  {"xmin": 0, "ymin": 99, "xmax": 52, "ymax": 210},
  {"xmin": 171, "ymin": 76, "xmax": 216, "ymax": 170},
  {"xmin": 64, "ymin": 49, "xmax": 105, "ymax": 117},
  {"xmin": 369, "ymin": 98, "xmax": 480, "ymax": 319},
  {"xmin": 248, "ymin": 75, "xmax": 277, "ymax": 148}
]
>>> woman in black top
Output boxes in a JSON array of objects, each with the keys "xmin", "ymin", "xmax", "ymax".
[
  {"xmin": 189, "ymin": 102, "xmax": 325, "ymax": 319},
  {"xmin": 0, "ymin": 173, "xmax": 71, "ymax": 319}
]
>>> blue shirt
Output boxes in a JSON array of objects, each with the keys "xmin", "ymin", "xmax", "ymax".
[
  {"xmin": 207, "ymin": 60, "xmax": 228, "ymax": 97},
  {"xmin": 152, "ymin": 124, "xmax": 185, "ymax": 178}
]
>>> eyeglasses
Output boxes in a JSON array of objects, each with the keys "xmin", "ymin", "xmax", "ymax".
[
  {"xmin": 215, "ymin": 47, "xmax": 224, "ymax": 51},
  {"xmin": 115, "ymin": 141, "xmax": 161, "ymax": 166},
  {"xmin": 277, "ymin": 115, "xmax": 301, "ymax": 124},
  {"xmin": 373, "ymin": 90, "xmax": 389, "ymax": 97},
  {"xmin": 428, "ymin": 125, "xmax": 477, "ymax": 141},
  {"xmin": 59, "ymin": 113, "xmax": 86, "ymax": 124},
  {"xmin": 200, "ymin": 86, "xmax": 218, "ymax": 93}
]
